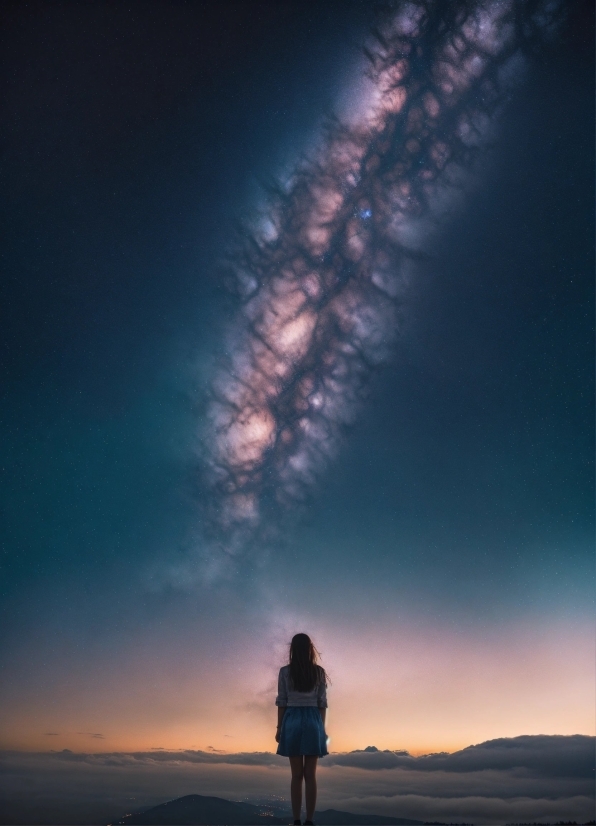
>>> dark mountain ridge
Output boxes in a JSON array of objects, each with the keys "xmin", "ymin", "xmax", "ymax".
[{"xmin": 111, "ymin": 793, "xmax": 424, "ymax": 825}]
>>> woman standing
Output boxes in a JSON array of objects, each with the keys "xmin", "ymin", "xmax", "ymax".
[{"xmin": 275, "ymin": 633, "xmax": 329, "ymax": 826}]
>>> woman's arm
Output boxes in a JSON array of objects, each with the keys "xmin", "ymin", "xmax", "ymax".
[
  {"xmin": 276, "ymin": 706, "xmax": 286, "ymax": 742},
  {"xmin": 317, "ymin": 673, "xmax": 328, "ymax": 727}
]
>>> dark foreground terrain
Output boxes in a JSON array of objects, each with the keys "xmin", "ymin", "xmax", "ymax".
[{"xmin": 111, "ymin": 794, "xmax": 424, "ymax": 825}]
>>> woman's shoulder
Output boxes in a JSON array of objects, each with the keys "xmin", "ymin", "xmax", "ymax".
[
  {"xmin": 279, "ymin": 664, "xmax": 290, "ymax": 676},
  {"xmin": 316, "ymin": 664, "xmax": 327, "ymax": 684}
]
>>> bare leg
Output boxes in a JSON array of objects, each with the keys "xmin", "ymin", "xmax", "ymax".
[
  {"xmin": 303, "ymin": 755, "xmax": 318, "ymax": 822},
  {"xmin": 289, "ymin": 756, "xmax": 304, "ymax": 821}
]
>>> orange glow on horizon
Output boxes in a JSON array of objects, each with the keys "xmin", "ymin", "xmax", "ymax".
[{"xmin": 1, "ymin": 615, "xmax": 593, "ymax": 756}]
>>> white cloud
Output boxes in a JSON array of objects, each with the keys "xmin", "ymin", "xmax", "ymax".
[{"xmin": 0, "ymin": 736, "xmax": 593, "ymax": 825}]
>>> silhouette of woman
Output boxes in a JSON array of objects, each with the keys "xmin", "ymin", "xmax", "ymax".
[{"xmin": 276, "ymin": 633, "xmax": 329, "ymax": 826}]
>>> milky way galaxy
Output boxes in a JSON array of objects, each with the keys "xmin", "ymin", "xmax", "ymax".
[{"xmin": 202, "ymin": 0, "xmax": 563, "ymax": 558}]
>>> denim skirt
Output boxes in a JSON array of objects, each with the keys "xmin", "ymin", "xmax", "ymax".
[{"xmin": 277, "ymin": 707, "xmax": 328, "ymax": 757}]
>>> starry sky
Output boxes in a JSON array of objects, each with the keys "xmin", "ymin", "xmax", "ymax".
[{"xmin": 0, "ymin": 0, "xmax": 593, "ymax": 775}]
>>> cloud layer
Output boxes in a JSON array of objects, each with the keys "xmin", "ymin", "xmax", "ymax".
[{"xmin": 1, "ymin": 736, "xmax": 592, "ymax": 825}]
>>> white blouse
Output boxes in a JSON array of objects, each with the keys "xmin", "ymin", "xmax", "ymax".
[{"xmin": 275, "ymin": 665, "xmax": 328, "ymax": 708}]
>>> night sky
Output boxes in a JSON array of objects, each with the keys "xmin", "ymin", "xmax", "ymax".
[{"xmin": 0, "ymin": 0, "xmax": 594, "ymax": 821}]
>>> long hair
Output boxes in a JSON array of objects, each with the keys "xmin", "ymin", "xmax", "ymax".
[{"xmin": 288, "ymin": 633, "xmax": 327, "ymax": 693}]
